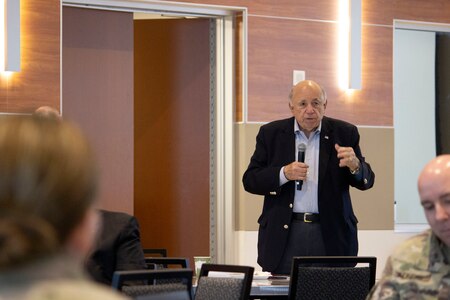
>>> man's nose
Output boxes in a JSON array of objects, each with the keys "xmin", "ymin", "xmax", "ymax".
[
  {"xmin": 305, "ymin": 103, "xmax": 315, "ymax": 112},
  {"xmin": 435, "ymin": 203, "xmax": 449, "ymax": 221}
]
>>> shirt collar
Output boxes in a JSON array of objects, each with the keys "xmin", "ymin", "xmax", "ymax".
[{"xmin": 294, "ymin": 119, "xmax": 322, "ymax": 135}]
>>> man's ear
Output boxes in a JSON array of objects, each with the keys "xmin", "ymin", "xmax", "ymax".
[
  {"xmin": 289, "ymin": 102, "xmax": 294, "ymax": 112},
  {"xmin": 323, "ymin": 100, "xmax": 327, "ymax": 110}
]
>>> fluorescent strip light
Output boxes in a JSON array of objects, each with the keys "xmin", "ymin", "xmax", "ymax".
[
  {"xmin": 0, "ymin": 0, "xmax": 20, "ymax": 72},
  {"xmin": 338, "ymin": 0, "xmax": 361, "ymax": 90},
  {"xmin": 349, "ymin": 0, "xmax": 361, "ymax": 89}
]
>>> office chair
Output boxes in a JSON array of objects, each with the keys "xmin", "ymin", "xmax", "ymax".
[
  {"xmin": 288, "ymin": 256, "xmax": 377, "ymax": 300},
  {"xmin": 143, "ymin": 248, "xmax": 168, "ymax": 257},
  {"xmin": 145, "ymin": 257, "xmax": 189, "ymax": 270},
  {"xmin": 194, "ymin": 263, "xmax": 254, "ymax": 300},
  {"xmin": 112, "ymin": 269, "xmax": 193, "ymax": 300}
]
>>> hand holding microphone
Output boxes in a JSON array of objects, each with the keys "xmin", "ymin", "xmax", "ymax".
[
  {"xmin": 282, "ymin": 143, "xmax": 308, "ymax": 188},
  {"xmin": 296, "ymin": 143, "xmax": 306, "ymax": 190}
]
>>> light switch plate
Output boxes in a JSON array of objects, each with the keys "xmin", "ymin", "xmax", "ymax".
[{"xmin": 293, "ymin": 70, "xmax": 305, "ymax": 85}]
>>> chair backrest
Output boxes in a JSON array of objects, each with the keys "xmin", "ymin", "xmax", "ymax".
[
  {"xmin": 112, "ymin": 269, "xmax": 193, "ymax": 300},
  {"xmin": 288, "ymin": 256, "xmax": 377, "ymax": 300},
  {"xmin": 143, "ymin": 248, "xmax": 168, "ymax": 257},
  {"xmin": 135, "ymin": 290, "xmax": 192, "ymax": 300},
  {"xmin": 194, "ymin": 263, "xmax": 254, "ymax": 300},
  {"xmin": 145, "ymin": 257, "xmax": 189, "ymax": 269}
]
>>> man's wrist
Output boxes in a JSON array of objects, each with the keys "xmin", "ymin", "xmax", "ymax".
[
  {"xmin": 350, "ymin": 165, "xmax": 360, "ymax": 175},
  {"xmin": 279, "ymin": 166, "xmax": 289, "ymax": 185}
]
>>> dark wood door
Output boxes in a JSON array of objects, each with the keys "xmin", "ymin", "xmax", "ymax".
[{"xmin": 134, "ymin": 18, "xmax": 211, "ymax": 267}]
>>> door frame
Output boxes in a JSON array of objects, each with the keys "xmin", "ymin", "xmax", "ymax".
[{"xmin": 61, "ymin": 0, "xmax": 248, "ymax": 264}]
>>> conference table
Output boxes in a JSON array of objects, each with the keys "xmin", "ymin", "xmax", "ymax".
[{"xmin": 249, "ymin": 275, "xmax": 289, "ymax": 299}]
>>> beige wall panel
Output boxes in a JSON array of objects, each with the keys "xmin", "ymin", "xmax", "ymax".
[
  {"xmin": 0, "ymin": 0, "xmax": 60, "ymax": 113},
  {"xmin": 62, "ymin": 7, "xmax": 134, "ymax": 214},
  {"xmin": 236, "ymin": 123, "xmax": 263, "ymax": 230},
  {"xmin": 351, "ymin": 127, "xmax": 394, "ymax": 230},
  {"xmin": 236, "ymin": 123, "xmax": 393, "ymax": 230}
]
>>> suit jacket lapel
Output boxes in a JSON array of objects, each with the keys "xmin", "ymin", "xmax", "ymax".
[
  {"xmin": 281, "ymin": 118, "xmax": 296, "ymax": 197},
  {"xmin": 280, "ymin": 117, "xmax": 296, "ymax": 164},
  {"xmin": 319, "ymin": 117, "xmax": 333, "ymax": 192}
]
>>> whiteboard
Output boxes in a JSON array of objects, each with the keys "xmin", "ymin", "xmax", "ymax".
[{"xmin": 393, "ymin": 28, "xmax": 436, "ymax": 226}]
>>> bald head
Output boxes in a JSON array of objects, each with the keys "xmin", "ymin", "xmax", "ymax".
[
  {"xmin": 288, "ymin": 80, "xmax": 327, "ymax": 137},
  {"xmin": 289, "ymin": 80, "xmax": 327, "ymax": 103},
  {"xmin": 418, "ymin": 155, "xmax": 450, "ymax": 247},
  {"xmin": 33, "ymin": 106, "xmax": 62, "ymax": 121},
  {"xmin": 418, "ymin": 155, "xmax": 450, "ymax": 193}
]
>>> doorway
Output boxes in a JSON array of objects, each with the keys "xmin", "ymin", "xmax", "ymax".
[
  {"xmin": 62, "ymin": 0, "xmax": 247, "ymax": 264},
  {"xmin": 134, "ymin": 16, "xmax": 212, "ymax": 262}
]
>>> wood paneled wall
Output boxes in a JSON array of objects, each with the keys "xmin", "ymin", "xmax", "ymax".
[
  {"xmin": 5, "ymin": 0, "xmax": 447, "ymax": 121},
  {"xmin": 0, "ymin": 0, "xmax": 60, "ymax": 113},
  {"xmin": 174, "ymin": 0, "xmax": 450, "ymax": 125}
]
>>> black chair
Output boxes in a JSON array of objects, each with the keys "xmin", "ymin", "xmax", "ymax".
[
  {"xmin": 136, "ymin": 290, "xmax": 192, "ymax": 300},
  {"xmin": 145, "ymin": 257, "xmax": 189, "ymax": 270},
  {"xmin": 143, "ymin": 248, "xmax": 168, "ymax": 257},
  {"xmin": 194, "ymin": 263, "xmax": 254, "ymax": 300},
  {"xmin": 112, "ymin": 269, "xmax": 193, "ymax": 300},
  {"xmin": 288, "ymin": 256, "xmax": 377, "ymax": 300}
]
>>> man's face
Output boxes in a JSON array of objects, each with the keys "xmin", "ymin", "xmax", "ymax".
[
  {"xmin": 419, "ymin": 158, "xmax": 450, "ymax": 247},
  {"xmin": 289, "ymin": 83, "xmax": 326, "ymax": 134}
]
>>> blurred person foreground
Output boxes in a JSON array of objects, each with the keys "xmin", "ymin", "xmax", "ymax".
[{"xmin": 0, "ymin": 116, "xmax": 128, "ymax": 300}]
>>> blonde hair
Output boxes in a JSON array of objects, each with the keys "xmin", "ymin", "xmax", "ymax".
[{"xmin": 0, "ymin": 116, "xmax": 98, "ymax": 269}]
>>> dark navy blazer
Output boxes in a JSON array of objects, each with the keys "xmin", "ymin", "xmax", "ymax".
[{"xmin": 242, "ymin": 116, "xmax": 375, "ymax": 272}]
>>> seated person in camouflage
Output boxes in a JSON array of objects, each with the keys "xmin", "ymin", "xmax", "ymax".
[{"xmin": 367, "ymin": 155, "xmax": 450, "ymax": 299}]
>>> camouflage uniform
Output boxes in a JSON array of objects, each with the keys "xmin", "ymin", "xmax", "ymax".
[
  {"xmin": 0, "ymin": 254, "xmax": 130, "ymax": 300},
  {"xmin": 367, "ymin": 229, "xmax": 450, "ymax": 299}
]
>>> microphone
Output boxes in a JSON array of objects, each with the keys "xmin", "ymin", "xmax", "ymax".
[{"xmin": 297, "ymin": 143, "xmax": 306, "ymax": 190}]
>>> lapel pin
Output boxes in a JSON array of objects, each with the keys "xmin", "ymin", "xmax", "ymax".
[{"xmin": 324, "ymin": 135, "xmax": 329, "ymax": 139}]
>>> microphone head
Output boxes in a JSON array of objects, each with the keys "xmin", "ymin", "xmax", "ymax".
[{"xmin": 298, "ymin": 143, "xmax": 306, "ymax": 152}]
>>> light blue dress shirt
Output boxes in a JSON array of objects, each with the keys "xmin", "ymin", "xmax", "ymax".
[{"xmin": 280, "ymin": 119, "xmax": 321, "ymax": 213}]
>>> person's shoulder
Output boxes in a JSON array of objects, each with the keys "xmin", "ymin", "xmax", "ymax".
[
  {"xmin": 389, "ymin": 230, "xmax": 431, "ymax": 270},
  {"xmin": 100, "ymin": 209, "xmax": 135, "ymax": 223},
  {"xmin": 392, "ymin": 230, "xmax": 430, "ymax": 254},
  {"xmin": 323, "ymin": 116, "xmax": 356, "ymax": 129},
  {"xmin": 24, "ymin": 279, "xmax": 129, "ymax": 300},
  {"xmin": 260, "ymin": 117, "xmax": 293, "ymax": 131}
]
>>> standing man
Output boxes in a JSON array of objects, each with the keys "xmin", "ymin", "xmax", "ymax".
[
  {"xmin": 242, "ymin": 80, "xmax": 375, "ymax": 275},
  {"xmin": 368, "ymin": 155, "xmax": 450, "ymax": 299}
]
